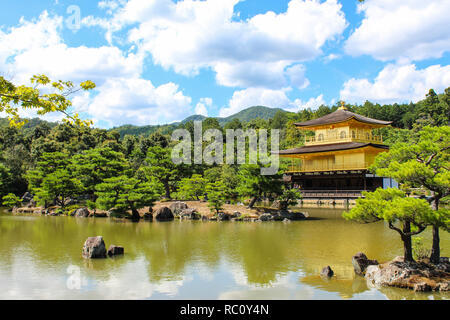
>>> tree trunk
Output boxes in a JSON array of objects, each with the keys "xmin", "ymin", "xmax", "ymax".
[
  {"xmin": 402, "ymin": 221, "xmax": 414, "ymax": 262},
  {"xmin": 430, "ymin": 197, "xmax": 440, "ymax": 264},
  {"xmin": 247, "ymin": 196, "xmax": 257, "ymax": 209},
  {"xmin": 164, "ymin": 180, "xmax": 171, "ymax": 199},
  {"xmin": 430, "ymin": 225, "xmax": 440, "ymax": 264}
]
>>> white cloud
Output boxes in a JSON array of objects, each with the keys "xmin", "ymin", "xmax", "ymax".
[
  {"xmin": 0, "ymin": 11, "xmax": 143, "ymax": 85},
  {"xmin": 0, "ymin": 11, "xmax": 197, "ymax": 127},
  {"xmin": 220, "ymin": 87, "xmax": 292, "ymax": 117},
  {"xmin": 214, "ymin": 61, "xmax": 292, "ymax": 89},
  {"xmin": 97, "ymin": 0, "xmax": 346, "ymax": 88},
  {"xmin": 80, "ymin": 78, "xmax": 192, "ymax": 127},
  {"xmin": 12, "ymin": 44, "xmax": 143, "ymax": 84},
  {"xmin": 324, "ymin": 53, "xmax": 339, "ymax": 63},
  {"xmin": 220, "ymin": 87, "xmax": 325, "ymax": 117},
  {"xmin": 290, "ymin": 94, "xmax": 326, "ymax": 111},
  {"xmin": 340, "ymin": 63, "xmax": 450, "ymax": 104},
  {"xmin": 285, "ymin": 64, "xmax": 310, "ymax": 90},
  {"xmin": 195, "ymin": 97, "xmax": 212, "ymax": 117},
  {"xmin": 345, "ymin": 0, "xmax": 450, "ymax": 62},
  {"xmin": 0, "ymin": 11, "xmax": 61, "ymax": 72}
]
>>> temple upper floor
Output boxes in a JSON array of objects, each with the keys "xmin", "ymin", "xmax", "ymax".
[
  {"xmin": 294, "ymin": 103, "xmax": 390, "ymax": 146},
  {"xmin": 304, "ymin": 126, "xmax": 383, "ymax": 146}
]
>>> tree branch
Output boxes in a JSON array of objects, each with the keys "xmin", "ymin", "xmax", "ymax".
[{"xmin": 388, "ymin": 221, "xmax": 404, "ymax": 236}]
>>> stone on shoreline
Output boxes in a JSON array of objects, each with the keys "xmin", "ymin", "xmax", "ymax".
[
  {"xmin": 279, "ymin": 210, "xmax": 308, "ymax": 221},
  {"xmin": 180, "ymin": 208, "xmax": 200, "ymax": 220},
  {"xmin": 364, "ymin": 256, "xmax": 450, "ymax": 292},
  {"xmin": 217, "ymin": 212, "xmax": 231, "ymax": 221},
  {"xmin": 169, "ymin": 201, "xmax": 188, "ymax": 215},
  {"xmin": 155, "ymin": 206, "xmax": 174, "ymax": 221},
  {"xmin": 144, "ymin": 212, "xmax": 153, "ymax": 221},
  {"xmin": 352, "ymin": 252, "xmax": 379, "ymax": 276},
  {"xmin": 259, "ymin": 213, "xmax": 274, "ymax": 221},
  {"xmin": 232, "ymin": 211, "xmax": 241, "ymax": 218},
  {"xmin": 74, "ymin": 207, "xmax": 90, "ymax": 218},
  {"xmin": 93, "ymin": 212, "xmax": 107, "ymax": 218},
  {"xmin": 82, "ymin": 236, "xmax": 107, "ymax": 259},
  {"xmin": 107, "ymin": 245, "xmax": 124, "ymax": 257}
]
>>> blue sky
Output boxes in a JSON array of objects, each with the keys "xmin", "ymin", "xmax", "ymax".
[{"xmin": 0, "ymin": 0, "xmax": 449, "ymax": 128}]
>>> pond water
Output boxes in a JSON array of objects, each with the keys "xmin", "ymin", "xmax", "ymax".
[{"xmin": 0, "ymin": 207, "xmax": 448, "ymax": 300}]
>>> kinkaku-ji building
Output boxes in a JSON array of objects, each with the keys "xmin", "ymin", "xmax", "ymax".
[{"xmin": 277, "ymin": 103, "xmax": 397, "ymax": 199}]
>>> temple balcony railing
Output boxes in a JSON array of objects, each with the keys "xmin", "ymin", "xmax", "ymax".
[
  {"xmin": 286, "ymin": 161, "xmax": 370, "ymax": 173},
  {"xmin": 304, "ymin": 134, "xmax": 383, "ymax": 146}
]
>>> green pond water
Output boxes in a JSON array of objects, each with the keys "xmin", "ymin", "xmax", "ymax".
[{"xmin": 0, "ymin": 207, "xmax": 448, "ymax": 300}]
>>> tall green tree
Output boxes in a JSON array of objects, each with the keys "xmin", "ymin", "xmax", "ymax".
[
  {"xmin": 144, "ymin": 146, "xmax": 178, "ymax": 199},
  {"xmin": 178, "ymin": 174, "xmax": 207, "ymax": 200},
  {"xmin": 71, "ymin": 147, "xmax": 129, "ymax": 201},
  {"xmin": 95, "ymin": 175, "xmax": 162, "ymax": 221},
  {"xmin": 206, "ymin": 181, "xmax": 226, "ymax": 214},
  {"xmin": 237, "ymin": 163, "xmax": 283, "ymax": 208},
  {"xmin": 34, "ymin": 169, "xmax": 83, "ymax": 208},
  {"xmin": 372, "ymin": 126, "xmax": 450, "ymax": 263},
  {"xmin": 343, "ymin": 188, "xmax": 435, "ymax": 262},
  {"xmin": 2, "ymin": 193, "xmax": 21, "ymax": 209}
]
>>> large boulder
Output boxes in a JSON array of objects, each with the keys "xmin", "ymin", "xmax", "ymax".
[
  {"xmin": 21, "ymin": 192, "xmax": 33, "ymax": 203},
  {"xmin": 180, "ymin": 208, "xmax": 200, "ymax": 220},
  {"xmin": 74, "ymin": 207, "xmax": 90, "ymax": 218},
  {"xmin": 217, "ymin": 212, "xmax": 231, "ymax": 221},
  {"xmin": 352, "ymin": 252, "xmax": 379, "ymax": 275},
  {"xmin": 107, "ymin": 245, "xmax": 124, "ymax": 257},
  {"xmin": 21, "ymin": 192, "xmax": 35, "ymax": 207},
  {"xmin": 279, "ymin": 210, "xmax": 307, "ymax": 221},
  {"xmin": 155, "ymin": 207, "xmax": 174, "ymax": 221},
  {"xmin": 169, "ymin": 202, "xmax": 188, "ymax": 215},
  {"xmin": 82, "ymin": 236, "xmax": 107, "ymax": 259},
  {"xmin": 365, "ymin": 257, "xmax": 450, "ymax": 292}
]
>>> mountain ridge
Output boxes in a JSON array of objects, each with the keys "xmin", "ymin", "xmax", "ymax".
[{"xmin": 111, "ymin": 105, "xmax": 293, "ymax": 137}]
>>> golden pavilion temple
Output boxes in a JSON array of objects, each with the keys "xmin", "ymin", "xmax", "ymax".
[{"xmin": 277, "ymin": 103, "xmax": 392, "ymax": 198}]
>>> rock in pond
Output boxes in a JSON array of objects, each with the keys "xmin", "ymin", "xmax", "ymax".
[
  {"xmin": 155, "ymin": 207, "xmax": 174, "ymax": 221},
  {"xmin": 74, "ymin": 207, "xmax": 90, "ymax": 218},
  {"xmin": 321, "ymin": 266, "xmax": 334, "ymax": 278},
  {"xmin": 352, "ymin": 252, "xmax": 379, "ymax": 276},
  {"xmin": 107, "ymin": 245, "xmax": 124, "ymax": 257},
  {"xmin": 82, "ymin": 236, "xmax": 107, "ymax": 259},
  {"xmin": 169, "ymin": 201, "xmax": 188, "ymax": 215}
]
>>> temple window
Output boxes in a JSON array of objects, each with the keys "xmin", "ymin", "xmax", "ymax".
[
  {"xmin": 318, "ymin": 133, "xmax": 324, "ymax": 141},
  {"xmin": 340, "ymin": 131, "xmax": 346, "ymax": 139}
]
